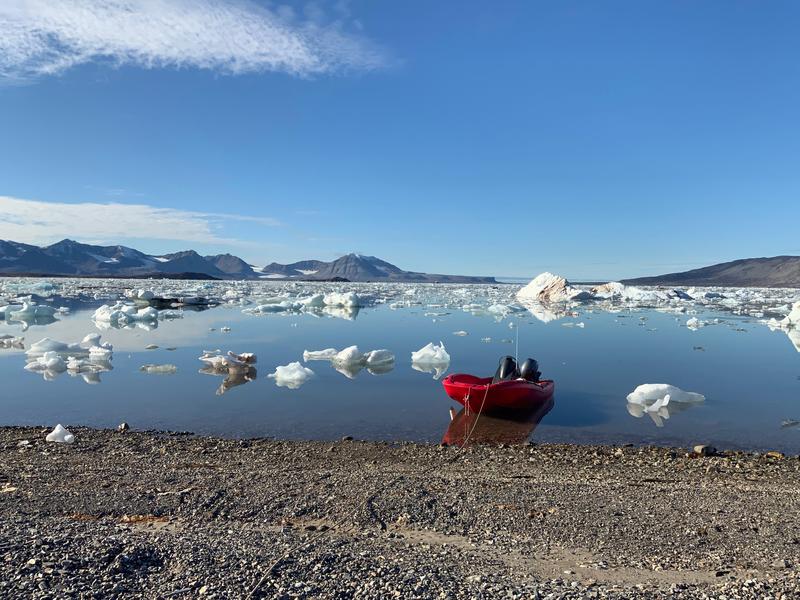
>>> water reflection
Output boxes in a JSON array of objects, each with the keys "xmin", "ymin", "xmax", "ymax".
[
  {"xmin": 442, "ymin": 397, "xmax": 554, "ymax": 447},
  {"xmin": 199, "ymin": 365, "xmax": 257, "ymax": 395},
  {"xmin": 626, "ymin": 398, "xmax": 699, "ymax": 428}
]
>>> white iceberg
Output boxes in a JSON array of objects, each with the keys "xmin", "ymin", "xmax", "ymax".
[
  {"xmin": 323, "ymin": 292, "xmax": 360, "ymax": 308},
  {"xmin": 686, "ymin": 317, "xmax": 703, "ymax": 330},
  {"xmin": 626, "ymin": 384, "xmax": 705, "ymax": 428},
  {"xmin": 140, "ymin": 364, "xmax": 178, "ymax": 375},
  {"xmin": 303, "ymin": 346, "xmax": 395, "ymax": 378},
  {"xmin": 627, "ymin": 383, "xmax": 705, "ymax": 406},
  {"xmin": 781, "ymin": 300, "xmax": 800, "ymax": 328},
  {"xmin": 25, "ymin": 352, "xmax": 67, "ymax": 374},
  {"xmin": 7, "ymin": 301, "xmax": 58, "ymax": 320},
  {"xmin": 0, "ymin": 334, "xmax": 24, "ymax": 349},
  {"xmin": 517, "ymin": 272, "xmax": 594, "ymax": 304},
  {"xmin": 269, "ymin": 362, "xmax": 314, "ymax": 389},
  {"xmin": 93, "ymin": 302, "xmax": 159, "ymax": 326},
  {"xmin": 411, "ymin": 342, "xmax": 450, "ymax": 379},
  {"xmin": 198, "ymin": 350, "xmax": 257, "ymax": 372},
  {"xmin": 411, "ymin": 341, "xmax": 450, "ymax": 365},
  {"xmin": 46, "ymin": 424, "xmax": 75, "ymax": 444}
]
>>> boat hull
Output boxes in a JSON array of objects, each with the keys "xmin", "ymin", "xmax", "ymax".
[{"xmin": 442, "ymin": 374, "xmax": 554, "ymax": 413}]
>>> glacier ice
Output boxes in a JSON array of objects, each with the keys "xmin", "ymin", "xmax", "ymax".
[
  {"xmin": 411, "ymin": 341, "xmax": 450, "ymax": 365},
  {"xmin": 269, "ymin": 362, "xmax": 314, "ymax": 389},
  {"xmin": 46, "ymin": 424, "xmax": 75, "ymax": 444},
  {"xmin": 24, "ymin": 334, "xmax": 113, "ymax": 383},
  {"xmin": 411, "ymin": 342, "xmax": 450, "ymax": 380},
  {"xmin": 140, "ymin": 364, "xmax": 178, "ymax": 374},
  {"xmin": 626, "ymin": 383, "xmax": 705, "ymax": 428},
  {"xmin": 0, "ymin": 334, "xmax": 24, "ymax": 349},
  {"xmin": 303, "ymin": 345, "xmax": 395, "ymax": 378},
  {"xmin": 517, "ymin": 272, "xmax": 594, "ymax": 304}
]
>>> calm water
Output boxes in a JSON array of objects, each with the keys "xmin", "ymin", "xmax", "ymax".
[{"xmin": 1, "ymin": 286, "xmax": 799, "ymax": 452}]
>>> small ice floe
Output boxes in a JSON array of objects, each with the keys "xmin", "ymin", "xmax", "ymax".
[
  {"xmin": 303, "ymin": 346, "xmax": 395, "ymax": 378},
  {"xmin": 7, "ymin": 301, "xmax": 58, "ymax": 321},
  {"xmin": 780, "ymin": 419, "xmax": 800, "ymax": 430},
  {"xmin": 323, "ymin": 292, "xmax": 360, "ymax": 308},
  {"xmin": 481, "ymin": 337, "xmax": 492, "ymax": 343},
  {"xmin": 626, "ymin": 384, "xmax": 705, "ymax": 427},
  {"xmin": 686, "ymin": 317, "xmax": 704, "ymax": 330},
  {"xmin": 0, "ymin": 334, "xmax": 24, "ymax": 349},
  {"xmin": 411, "ymin": 342, "xmax": 450, "ymax": 380},
  {"xmin": 452, "ymin": 330, "xmax": 468, "ymax": 336},
  {"xmin": 145, "ymin": 344, "xmax": 158, "ymax": 350},
  {"xmin": 198, "ymin": 350, "xmax": 257, "ymax": 372},
  {"xmin": 763, "ymin": 300, "xmax": 800, "ymax": 352},
  {"xmin": 139, "ymin": 364, "xmax": 178, "ymax": 375},
  {"xmin": 25, "ymin": 334, "xmax": 113, "ymax": 382},
  {"xmin": 93, "ymin": 302, "xmax": 159, "ymax": 328},
  {"xmin": 269, "ymin": 362, "xmax": 314, "ymax": 389},
  {"xmin": 221, "ymin": 326, "xmax": 231, "ymax": 332},
  {"xmin": 46, "ymin": 424, "xmax": 75, "ymax": 444},
  {"xmin": 561, "ymin": 321, "xmax": 585, "ymax": 328}
]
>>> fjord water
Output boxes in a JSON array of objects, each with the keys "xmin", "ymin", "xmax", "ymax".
[{"xmin": 1, "ymin": 289, "xmax": 799, "ymax": 453}]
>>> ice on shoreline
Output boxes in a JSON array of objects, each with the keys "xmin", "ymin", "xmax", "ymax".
[
  {"xmin": 626, "ymin": 383, "xmax": 705, "ymax": 427},
  {"xmin": 46, "ymin": 424, "xmax": 75, "ymax": 444}
]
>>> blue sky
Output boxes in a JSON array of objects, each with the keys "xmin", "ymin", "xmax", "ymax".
[{"xmin": 1, "ymin": 1, "xmax": 798, "ymax": 280}]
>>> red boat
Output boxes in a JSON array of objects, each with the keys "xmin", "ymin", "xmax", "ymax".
[{"xmin": 442, "ymin": 374, "xmax": 554, "ymax": 413}]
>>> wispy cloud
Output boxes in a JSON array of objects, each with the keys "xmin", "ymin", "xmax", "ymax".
[
  {"xmin": 0, "ymin": 0, "xmax": 384, "ymax": 82},
  {"xmin": 0, "ymin": 196, "xmax": 279, "ymax": 246}
]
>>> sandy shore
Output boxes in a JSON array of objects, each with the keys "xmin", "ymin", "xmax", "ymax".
[{"xmin": 1, "ymin": 426, "xmax": 799, "ymax": 599}]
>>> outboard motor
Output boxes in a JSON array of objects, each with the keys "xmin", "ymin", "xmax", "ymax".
[
  {"xmin": 519, "ymin": 358, "xmax": 541, "ymax": 382},
  {"xmin": 493, "ymin": 356, "xmax": 518, "ymax": 383}
]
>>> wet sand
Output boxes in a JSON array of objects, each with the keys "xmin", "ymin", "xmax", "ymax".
[{"xmin": 1, "ymin": 426, "xmax": 799, "ymax": 598}]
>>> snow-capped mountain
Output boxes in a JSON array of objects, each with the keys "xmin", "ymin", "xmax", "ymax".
[{"xmin": 0, "ymin": 240, "xmax": 497, "ymax": 282}]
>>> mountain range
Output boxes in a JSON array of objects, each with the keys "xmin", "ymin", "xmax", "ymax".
[
  {"xmin": 0, "ymin": 239, "xmax": 496, "ymax": 283},
  {"xmin": 622, "ymin": 256, "xmax": 800, "ymax": 288}
]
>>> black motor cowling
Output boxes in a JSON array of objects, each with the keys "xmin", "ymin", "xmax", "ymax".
[
  {"xmin": 519, "ymin": 358, "xmax": 541, "ymax": 382},
  {"xmin": 492, "ymin": 355, "xmax": 518, "ymax": 383}
]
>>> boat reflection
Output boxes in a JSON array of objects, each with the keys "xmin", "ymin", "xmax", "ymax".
[
  {"xmin": 199, "ymin": 365, "xmax": 257, "ymax": 395},
  {"xmin": 442, "ymin": 397, "xmax": 554, "ymax": 447}
]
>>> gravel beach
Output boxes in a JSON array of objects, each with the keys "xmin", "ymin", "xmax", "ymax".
[{"xmin": 1, "ymin": 426, "xmax": 799, "ymax": 599}]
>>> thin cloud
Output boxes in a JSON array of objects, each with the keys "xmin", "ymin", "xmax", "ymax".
[
  {"xmin": 0, "ymin": 196, "xmax": 279, "ymax": 246},
  {"xmin": 0, "ymin": 0, "xmax": 384, "ymax": 82}
]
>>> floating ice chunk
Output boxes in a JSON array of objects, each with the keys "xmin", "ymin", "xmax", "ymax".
[
  {"xmin": 561, "ymin": 321, "xmax": 585, "ymax": 328},
  {"xmin": 0, "ymin": 334, "xmax": 24, "ymax": 349},
  {"xmin": 0, "ymin": 304, "xmax": 23, "ymax": 319},
  {"xmin": 517, "ymin": 272, "xmax": 594, "ymax": 304},
  {"xmin": 334, "ymin": 345, "xmax": 365, "ymax": 365},
  {"xmin": 364, "ymin": 349, "xmax": 395, "ymax": 367},
  {"xmin": 46, "ymin": 424, "xmax": 75, "ymax": 444},
  {"xmin": 411, "ymin": 341, "xmax": 450, "ymax": 365},
  {"xmin": 303, "ymin": 348, "xmax": 338, "ymax": 361},
  {"xmin": 323, "ymin": 292, "xmax": 360, "ymax": 308},
  {"xmin": 686, "ymin": 317, "xmax": 703, "ymax": 330},
  {"xmin": 302, "ymin": 346, "xmax": 394, "ymax": 377},
  {"xmin": 626, "ymin": 384, "xmax": 704, "ymax": 427},
  {"xmin": 93, "ymin": 302, "xmax": 159, "ymax": 326},
  {"xmin": 299, "ymin": 294, "xmax": 325, "ymax": 308},
  {"xmin": 8, "ymin": 301, "xmax": 58, "ymax": 321},
  {"xmin": 781, "ymin": 301, "xmax": 800, "ymax": 328},
  {"xmin": 25, "ymin": 351, "xmax": 67, "ymax": 373},
  {"xmin": 139, "ymin": 364, "xmax": 178, "ymax": 374},
  {"xmin": 627, "ymin": 384, "xmax": 705, "ymax": 406},
  {"xmin": 198, "ymin": 350, "xmax": 256, "ymax": 371},
  {"xmin": 452, "ymin": 330, "xmax": 468, "ymax": 336},
  {"xmin": 269, "ymin": 362, "xmax": 314, "ymax": 389}
]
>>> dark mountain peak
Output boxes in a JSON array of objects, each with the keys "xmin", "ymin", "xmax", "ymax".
[{"xmin": 622, "ymin": 255, "xmax": 800, "ymax": 288}]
